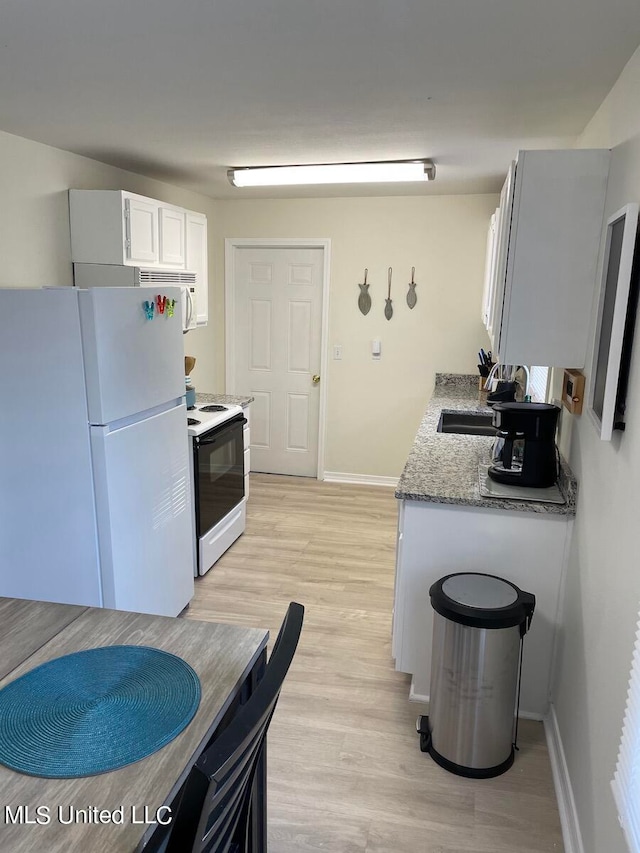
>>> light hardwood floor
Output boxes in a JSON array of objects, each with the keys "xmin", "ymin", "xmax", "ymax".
[{"xmin": 186, "ymin": 474, "xmax": 565, "ymax": 853}]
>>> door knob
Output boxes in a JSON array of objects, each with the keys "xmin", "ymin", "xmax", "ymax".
[{"xmin": 312, "ymin": 375, "xmax": 320, "ymax": 384}]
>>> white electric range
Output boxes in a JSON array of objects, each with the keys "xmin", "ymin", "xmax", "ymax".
[
  {"xmin": 186, "ymin": 402, "xmax": 244, "ymax": 437},
  {"xmin": 187, "ymin": 403, "xmax": 247, "ymax": 576}
]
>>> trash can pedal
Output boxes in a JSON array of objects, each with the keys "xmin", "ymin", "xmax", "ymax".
[{"xmin": 416, "ymin": 715, "xmax": 431, "ymax": 753}]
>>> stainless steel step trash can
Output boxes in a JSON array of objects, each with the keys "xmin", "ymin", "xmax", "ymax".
[{"xmin": 417, "ymin": 572, "xmax": 535, "ymax": 778}]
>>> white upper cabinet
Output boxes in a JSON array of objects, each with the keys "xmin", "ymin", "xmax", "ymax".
[
  {"xmin": 489, "ymin": 161, "xmax": 516, "ymax": 349},
  {"xmin": 125, "ymin": 196, "xmax": 159, "ymax": 264},
  {"xmin": 69, "ymin": 189, "xmax": 208, "ymax": 325},
  {"xmin": 158, "ymin": 206, "xmax": 186, "ymax": 267},
  {"xmin": 185, "ymin": 212, "xmax": 208, "ymax": 326},
  {"xmin": 481, "ymin": 209, "xmax": 498, "ymax": 331},
  {"xmin": 483, "ymin": 149, "xmax": 610, "ymax": 368}
]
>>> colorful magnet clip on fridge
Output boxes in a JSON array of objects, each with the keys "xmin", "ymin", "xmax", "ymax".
[
  {"xmin": 143, "ymin": 300, "xmax": 155, "ymax": 320},
  {"xmin": 156, "ymin": 294, "xmax": 167, "ymax": 314},
  {"xmin": 166, "ymin": 298, "xmax": 176, "ymax": 318}
]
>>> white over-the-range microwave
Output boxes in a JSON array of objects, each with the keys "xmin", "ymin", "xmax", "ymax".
[{"xmin": 72, "ymin": 263, "xmax": 198, "ymax": 332}]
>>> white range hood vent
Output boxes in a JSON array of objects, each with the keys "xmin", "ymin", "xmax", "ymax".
[
  {"xmin": 74, "ymin": 264, "xmax": 197, "ymax": 289},
  {"xmin": 137, "ymin": 269, "xmax": 197, "ymax": 285}
]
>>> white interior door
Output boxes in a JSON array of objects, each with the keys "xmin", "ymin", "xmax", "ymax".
[{"xmin": 232, "ymin": 246, "xmax": 324, "ymax": 477}]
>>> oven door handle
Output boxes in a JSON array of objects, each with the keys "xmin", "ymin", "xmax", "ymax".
[{"xmin": 196, "ymin": 416, "xmax": 247, "ymax": 446}]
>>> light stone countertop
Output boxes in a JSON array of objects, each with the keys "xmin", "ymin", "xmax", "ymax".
[
  {"xmin": 395, "ymin": 374, "xmax": 577, "ymax": 516},
  {"xmin": 195, "ymin": 391, "xmax": 254, "ymax": 408}
]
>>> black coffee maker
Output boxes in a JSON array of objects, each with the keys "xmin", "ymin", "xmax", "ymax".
[{"xmin": 488, "ymin": 402, "xmax": 560, "ymax": 487}]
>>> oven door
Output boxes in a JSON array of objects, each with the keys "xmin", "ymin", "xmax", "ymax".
[{"xmin": 194, "ymin": 415, "xmax": 246, "ymax": 538}]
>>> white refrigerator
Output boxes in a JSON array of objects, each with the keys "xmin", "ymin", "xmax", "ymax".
[{"xmin": 0, "ymin": 286, "xmax": 194, "ymax": 616}]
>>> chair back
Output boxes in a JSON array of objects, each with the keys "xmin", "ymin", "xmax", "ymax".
[{"xmin": 164, "ymin": 602, "xmax": 304, "ymax": 853}]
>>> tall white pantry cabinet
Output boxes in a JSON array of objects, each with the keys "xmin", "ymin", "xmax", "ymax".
[{"xmin": 69, "ymin": 189, "xmax": 209, "ymax": 326}]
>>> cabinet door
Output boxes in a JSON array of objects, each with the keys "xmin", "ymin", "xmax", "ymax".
[
  {"xmin": 159, "ymin": 207, "xmax": 186, "ymax": 266},
  {"xmin": 185, "ymin": 212, "xmax": 208, "ymax": 325},
  {"xmin": 481, "ymin": 211, "xmax": 498, "ymax": 333},
  {"xmin": 498, "ymin": 149, "xmax": 610, "ymax": 367},
  {"xmin": 396, "ymin": 499, "xmax": 572, "ymax": 717},
  {"xmin": 489, "ymin": 162, "xmax": 516, "ymax": 356},
  {"xmin": 124, "ymin": 197, "xmax": 159, "ymax": 264}
]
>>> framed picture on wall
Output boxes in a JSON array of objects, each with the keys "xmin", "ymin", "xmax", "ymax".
[{"xmin": 588, "ymin": 203, "xmax": 640, "ymax": 440}]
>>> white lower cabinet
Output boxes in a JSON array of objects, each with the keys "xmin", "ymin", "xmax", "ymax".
[{"xmin": 393, "ymin": 499, "xmax": 573, "ymax": 718}]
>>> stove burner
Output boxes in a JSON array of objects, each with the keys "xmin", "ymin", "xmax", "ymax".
[
  {"xmin": 199, "ymin": 404, "xmax": 228, "ymax": 412},
  {"xmin": 187, "ymin": 418, "xmax": 201, "ymax": 426}
]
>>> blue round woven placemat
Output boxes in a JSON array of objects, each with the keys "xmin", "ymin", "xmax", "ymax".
[{"xmin": 0, "ymin": 645, "xmax": 201, "ymax": 778}]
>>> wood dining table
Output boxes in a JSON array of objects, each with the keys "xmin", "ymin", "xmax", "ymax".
[{"xmin": 0, "ymin": 597, "xmax": 269, "ymax": 853}]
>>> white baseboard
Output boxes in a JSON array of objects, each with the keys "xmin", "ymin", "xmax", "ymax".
[
  {"xmin": 408, "ymin": 681, "xmax": 429, "ymax": 705},
  {"xmin": 322, "ymin": 471, "xmax": 398, "ymax": 488},
  {"xmin": 513, "ymin": 709, "xmax": 544, "ymax": 721},
  {"xmin": 409, "ymin": 687, "xmax": 579, "ymax": 848},
  {"xmin": 544, "ymin": 702, "xmax": 584, "ymax": 853}
]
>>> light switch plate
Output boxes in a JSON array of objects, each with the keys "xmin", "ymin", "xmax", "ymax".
[{"xmin": 561, "ymin": 368, "xmax": 585, "ymax": 415}]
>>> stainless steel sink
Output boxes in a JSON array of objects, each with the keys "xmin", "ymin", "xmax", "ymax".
[{"xmin": 437, "ymin": 411, "xmax": 496, "ymax": 436}]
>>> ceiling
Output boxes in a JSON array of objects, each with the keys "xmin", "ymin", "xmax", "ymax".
[{"xmin": 1, "ymin": 0, "xmax": 639, "ymax": 199}]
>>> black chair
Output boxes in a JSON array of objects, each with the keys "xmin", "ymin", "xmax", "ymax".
[{"xmin": 163, "ymin": 602, "xmax": 304, "ymax": 853}]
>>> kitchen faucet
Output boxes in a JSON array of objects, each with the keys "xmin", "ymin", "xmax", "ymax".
[{"xmin": 485, "ymin": 363, "xmax": 530, "ymax": 399}]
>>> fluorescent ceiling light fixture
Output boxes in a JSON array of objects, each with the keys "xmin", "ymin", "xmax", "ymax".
[{"xmin": 227, "ymin": 159, "xmax": 436, "ymax": 187}]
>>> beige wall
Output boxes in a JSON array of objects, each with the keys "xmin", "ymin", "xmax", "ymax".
[
  {"xmin": 0, "ymin": 128, "xmax": 496, "ymax": 477},
  {"xmin": 551, "ymin": 45, "xmax": 640, "ymax": 853},
  {"xmin": 215, "ymin": 196, "xmax": 495, "ymax": 476},
  {"xmin": 0, "ymin": 129, "xmax": 220, "ymax": 379}
]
